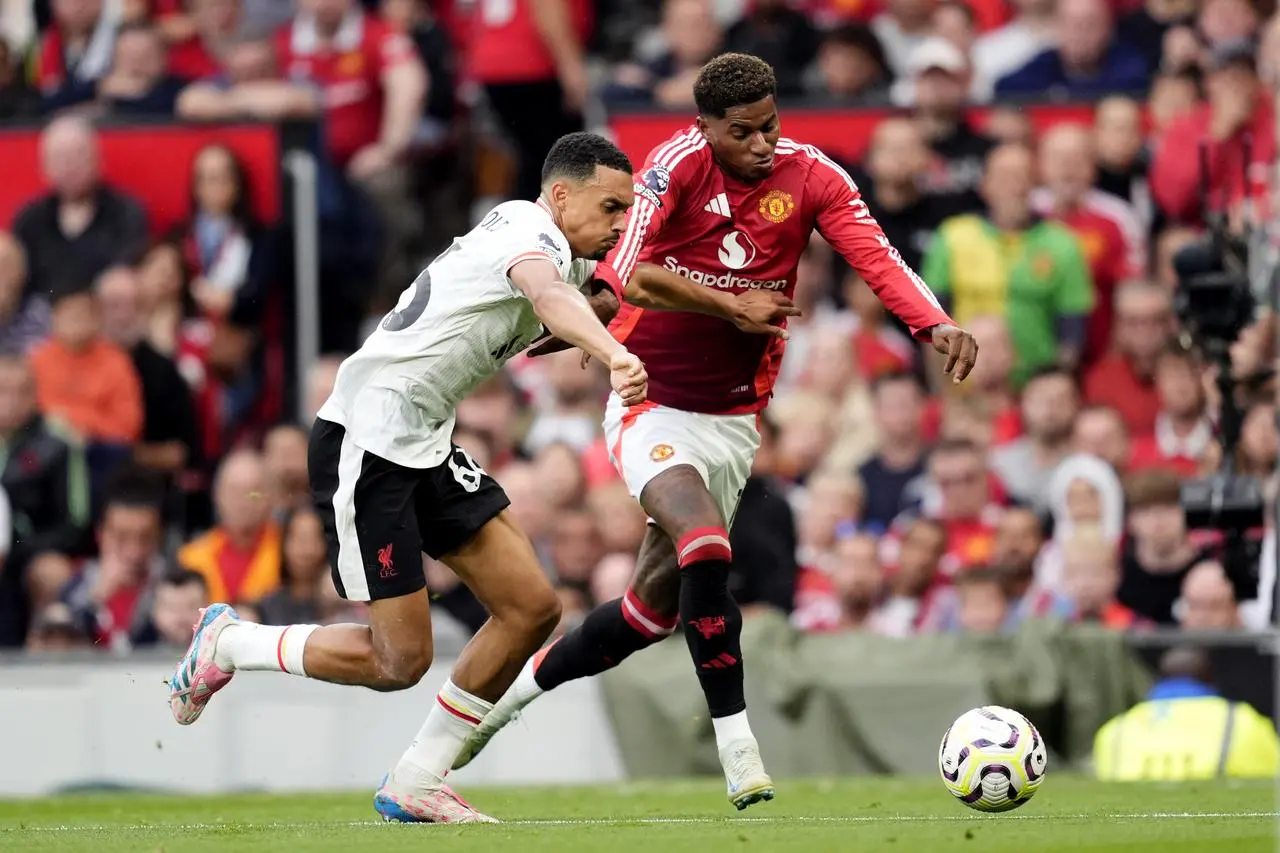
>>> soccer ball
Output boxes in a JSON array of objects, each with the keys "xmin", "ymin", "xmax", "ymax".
[{"xmin": 938, "ymin": 705, "xmax": 1047, "ymax": 812}]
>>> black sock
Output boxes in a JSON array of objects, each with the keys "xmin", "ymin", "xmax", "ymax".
[
  {"xmin": 679, "ymin": 558, "xmax": 746, "ymax": 718},
  {"xmin": 533, "ymin": 593, "xmax": 674, "ymax": 691}
]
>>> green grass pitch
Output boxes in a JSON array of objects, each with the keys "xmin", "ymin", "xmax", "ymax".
[{"xmin": 1, "ymin": 777, "xmax": 1274, "ymax": 853}]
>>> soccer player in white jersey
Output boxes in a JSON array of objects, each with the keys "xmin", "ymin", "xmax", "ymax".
[{"xmin": 166, "ymin": 133, "xmax": 796, "ymax": 824}]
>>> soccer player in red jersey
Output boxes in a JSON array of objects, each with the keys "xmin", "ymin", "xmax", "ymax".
[{"xmin": 455, "ymin": 54, "xmax": 979, "ymax": 807}]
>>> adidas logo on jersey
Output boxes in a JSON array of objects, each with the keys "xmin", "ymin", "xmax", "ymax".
[{"xmin": 703, "ymin": 193, "xmax": 730, "ymax": 218}]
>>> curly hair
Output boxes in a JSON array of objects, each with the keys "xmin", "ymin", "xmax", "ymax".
[
  {"xmin": 541, "ymin": 132, "xmax": 633, "ymax": 184},
  {"xmin": 693, "ymin": 53, "xmax": 778, "ymax": 118}
]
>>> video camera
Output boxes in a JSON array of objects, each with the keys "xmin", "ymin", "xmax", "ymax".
[{"xmin": 1171, "ymin": 136, "xmax": 1272, "ymax": 607}]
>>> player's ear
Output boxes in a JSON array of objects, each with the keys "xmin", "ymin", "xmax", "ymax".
[
  {"xmin": 548, "ymin": 179, "xmax": 571, "ymax": 209},
  {"xmin": 695, "ymin": 115, "xmax": 711, "ymax": 142}
]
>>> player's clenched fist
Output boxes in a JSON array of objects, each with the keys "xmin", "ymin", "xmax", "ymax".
[
  {"xmin": 729, "ymin": 291, "xmax": 802, "ymax": 340},
  {"xmin": 609, "ymin": 351, "xmax": 648, "ymax": 406}
]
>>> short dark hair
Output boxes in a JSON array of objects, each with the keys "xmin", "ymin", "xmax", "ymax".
[
  {"xmin": 161, "ymin": 568, "xmax": 208, "ymax": 594},
  {"xmin": 1022, "ymin": 363, "xmax": 1079, "ymax": 393},
  {"xmin": 953, "ymin": 566, "xmax": 1008, "ymax": 591},
  {"xmin": 1124, "ymin": 468, "xmax": 1182, "ymax": 510},
  {"xmin": 932, "ymin": 437, "xmax": 983, "ymax": 461},
  {"xmin": 541, "ymin": 132, "xmax": 633, "ymax": 185},
  {"xmin": 693, "ymin": 53, "xmax": 777, "ymax": 119},
  {"xmin": 871, "ymin": 370, "xmax": 924, "ymax": 397},
  {"xmin": 101, "ymin": 464, "xmax": 166, "ymax": 516}
]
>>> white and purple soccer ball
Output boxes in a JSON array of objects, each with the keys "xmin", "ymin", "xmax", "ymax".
[{"xmin": 938, "ymin": 705, "xmax": 1048, "ymax": 812}]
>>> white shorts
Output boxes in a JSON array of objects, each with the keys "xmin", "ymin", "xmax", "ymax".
[{"xmin": 603, "ymin": 394, "xmax": 761, "ymax": 528}]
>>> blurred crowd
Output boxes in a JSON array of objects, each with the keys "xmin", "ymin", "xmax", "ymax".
[{"xmin": 0, "ymin": 0, "xmax": 1278, "ymax": 655}]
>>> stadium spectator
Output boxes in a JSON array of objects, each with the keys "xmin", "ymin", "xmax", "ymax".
[
  {"xmin": 470, "ymin": 0, "xmax": 590, "ymax": 201},
  {"xmin": 909, "ymin": 38, "xmax": 993, "ymax": 215},
  {"xmin": 1093, "ymin": 647, "xmax": 1280, "ymax": 780},
  {"xmin": 1147, "ymin": 70, "xmax": 1200, "ymax": 135},
  {"xmin": 728, "ymin": 413, "xmax": 799, "ymax": 614},
  {"xmin": 61, "ymin": 466, "xmax": 168, "ymax": 651},
  {"xmin": 1198, "ymin": 0, "xmax": 1262, "ymax": 50},
  {"xmin": 589, "ymin": 552, "xmax": 634, "ymax": 608},
  {"xmin": 969, "ymin": 0, "xmax": 1056, "ymax": 101},
  {"xmin": 1151, "ymin": 40, "xmax": 1276, "ymax": 225},
  {"xmin": 807, "ymin": 23, "xmax": 891, "ymax": 101},
  {"xmin": 24, "ymin": 601, "xmax": 88, "ymax": 652},
  {"xmin": 1071, "ymin": 405, "xmax": 1133, "ymax": 472},
  {"xmin": 1084, "ymin": 281, "xmax": 1175, "ymax": 437},
  {"xmin": 257, "ymin": 506, "xmax": 328, "ymax": 625},
  {"xmin": 548, "ymin": 509, "xmax": 603, "ymax": 595},
  {"xmin": 1118, "ymin": 468, "xmax": 1204, "ymax": 624},
  {"xmin": 1092, "ymin": 96, "xmax": 1152, "ymax": 232},
  {"xmin": 29, "ymin": 289, "xmax": 144, "ymax": 446},
  {"xmin": 135, "ymin": 569, "xmax": 209, "ymax": 647},
  {"xmin": 873, "ymin": 516, "xmax": 951, "ymax": 635},
  {"xmin": 952, "ymin": 566, "xmax": 1010, "ymax": 633},
  {"xmin": 723, "ymin": 0, "xmax": 819, "ymax": 98},
  {"xmin": 0, "ymin": 233, "xmax": 51, "ymax": 356},
  {"xmin": 855, "ymin": 118, "xmax": 947, "ymax": 274},
  {"xmin": 789, "ymin": 326, "xmax": 878, "ymax": 472},
  {"xmin": 586, "ymin": 481, "xmax": 648, "ymax": 558},
  {"xmin": 1177, "ymin": 559, "xmax": 1243, "ymax": 630},
  {"xmin": 923, "ymin": 144, "xmax": 1094, "ymax": 385},
  {"xmin": 992, "ymin": 505, "xmax": 1064, "ymax": 622},
  {"xmin": 177, "ymin": 448, "xmax": 280, "ymax": 605},
  {"xmin": 1061, "ymin": 525, "xmax": 1144, "ymax": 627},
  {"xmin": 33, "ymin": 0, "xmax": 120, "ymax": 98},
  {"xmin": 167, "ymin": 0, "xmax": 241, "ymax": 82},
  {"xmin": 602, "ymin": 0, "xmax": 723, "ymax": 108},
  {"xmin": 1046, "ymin": 454, "xmax": 1126, "ymax": 578},
  {"xmin": 990, "ymin": 366, "xmax": 1080, "ymax": 510},
  {"xmin": 136, "ymin": 241, "xmax": 190, "ymax": 358},
  {"xmin": 1118, "ymin": 0, "xmax": 1196, "ymax": 72},
  {"xmin": 915, "ymin": 438, "xmax": 1001, "ymax": 575},
  {"xmin": 176, "ymin": 36, "xmax": 321, "ymax": 122},
  {"xmin": 1032, "ymin": 123, "xmax": 1146, "ymax": 362},
  {"xmin": 859, "ymin": 372, "xmax": 929, "ymax": 530},
  {"xmin": 95, "ymin": 266, "xmax": 197, "ymax": 478},
  {"xmin": 846, "ymin": 273, "xmax": 917, "ymax": 382},
  {"xmin": 45, "ymin": 20, "xmax": 185, "ymax": 116},
  {"xmin": 1261, "ymin": 12, "xmax": 1280, "ymax": 91},
  {"xmin": 11, "ymin": 116, "xmax": 148, "ymax": 301},
  {"xmin": 871, "ymin": 0, "xmax": 936, "ymax": 79},
  {"xmin": 1128, "ymin": 345, "xmax": 1212, "ymax": 476},
  {"xmin": 497, "ymin": 461, "xmax": 553, "ymax": 563},
  {"xmin": 932, "ymin": 1, "xmax": 976, "ymax": 60},
  {"xmin": 828, "ymin": 533, "xmax": 886, "ymax": 631},
  {"xmin": 956, "ymin": 315, "xmax": 1021, "ymax": 445},
  {"xmin": 0, "ymin": 357, "xmax": 91, "ymax": 567},
  {"xmin": 995, "ymin": 0, "xmax": 1149, "ymax": 97},
  {"xmin": 262, "ymin": 424, "xmax": 310, "ymax": 517}
]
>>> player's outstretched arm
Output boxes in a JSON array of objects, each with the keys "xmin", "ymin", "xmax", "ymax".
[
  {"xmin": 627, "ymin": 262, "xmax": 800, "ymax": 337},
  {"xmin": 509, "ymin": 258, "xmax": 648, "ymax": 404}
]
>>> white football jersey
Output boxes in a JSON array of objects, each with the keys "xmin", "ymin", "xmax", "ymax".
[{"xmin": 317, "ymin": 200, "xmax": 597, "ymax": 469}]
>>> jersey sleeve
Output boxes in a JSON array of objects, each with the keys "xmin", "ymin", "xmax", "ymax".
[
  {"xmin": 808, "ymin": 149, "xmax": 955, "ymax": 340},
  {"xmin": 1052, "ymin": 229, "xmax": 1095, "ymax": 316},
  {"xmin": 607, "ymin": 132, "xmax": 699, "ymax": 285},
  {"xmin": 371, "ymin": 19, "xmax": 418, "ymax": 73},
  {"xmin": 494, "ymin": 204, "xmax": 572, "ymax": 294}
]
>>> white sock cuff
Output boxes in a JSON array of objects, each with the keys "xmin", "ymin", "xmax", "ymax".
[
  {"xmin": 279, "ymin": 624, "xmax": 319, "ymax": 676},
  {"xmin": 438, "ymin": 679, "xmax": 494, "ymax": 725}
]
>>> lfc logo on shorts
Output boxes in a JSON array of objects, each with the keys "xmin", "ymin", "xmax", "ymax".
[
  {"xmin": 650, "ymin": 444, "xmax": 675, "ymax": 462},
  {"xmin": 758, "ymin": 189, "xmax": 795, "ymax": 224}
]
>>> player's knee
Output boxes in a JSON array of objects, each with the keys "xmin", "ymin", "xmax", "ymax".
[
  {"xmin": 515, "ymin": 584, "xmax": 562, "ymax": 642},
  {"xmin": 373, "ymin": 637, "xmax": 434, "ymax": 690}
]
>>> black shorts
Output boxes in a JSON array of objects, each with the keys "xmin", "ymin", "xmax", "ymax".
[{"xmin": 309, "ymin": 418, "xmax": 511, "ymax": 602}]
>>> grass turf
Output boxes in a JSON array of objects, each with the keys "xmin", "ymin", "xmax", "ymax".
[{"xmin": 0, "ymin": 777, "xmax": 1274, "ymax": 853}]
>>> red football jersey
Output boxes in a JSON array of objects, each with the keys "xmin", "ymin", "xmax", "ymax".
[
  {"xmin": 468, "ymin": 0, "xmax": 593, "ymax": 84},
  {"xmin": 1031, "ymin": 188, "xmax": 1146, "ymax": 363},
  {"xmin": 276, "ymin": 10, "xmax": 418, "ymax": 166},
  {"xmin": 607, "ymin": 127, "xmax": 953, "ymax": 415}
]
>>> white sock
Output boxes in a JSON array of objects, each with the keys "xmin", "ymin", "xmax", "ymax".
[
  {"xmin": 512, "ymin": 656, "xmax": 545, "ymax": 703},
  {"xmin": 712, "ymin": 711, "xmax": 755, "ymax": 750},
  {"xmin": 214, "ymin": 622, "xmax": 319, "ymax": 676},
  {"xmin": 393, "ymin": 679, "xmax": 494, "ymax": 790}
]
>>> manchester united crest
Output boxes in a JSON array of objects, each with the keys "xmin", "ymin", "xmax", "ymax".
[
  {"xmin": 758, "ymin": 189, "xmax": 795, "ymax": 223},
  {"xmin": 650, "ymin": 444, "xmax": 675, "ymax": 462}
]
